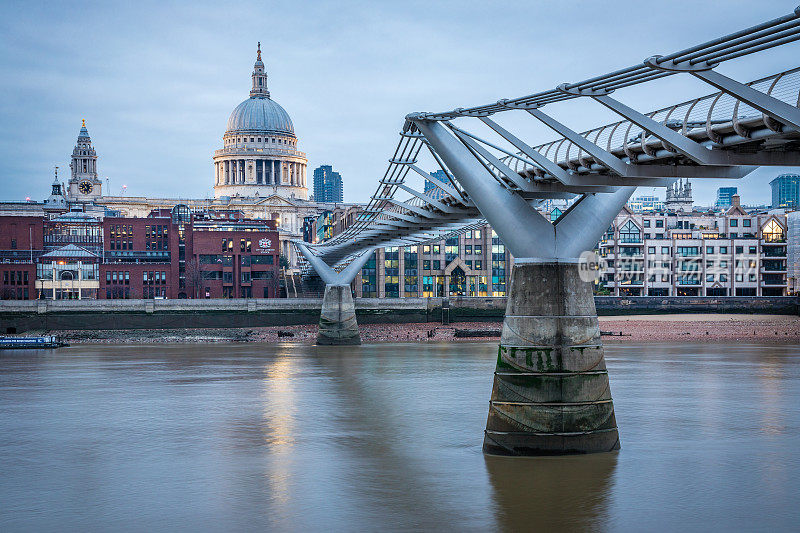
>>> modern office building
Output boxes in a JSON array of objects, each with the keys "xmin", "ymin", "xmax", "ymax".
[
  {"xmin": 353, "ymin": 225, "xmax": 509, "ymax": 298},
  {"xmin": 715, "ymin": 187, "xmax": 738, "ymax": 208},
  {"xmin": 628, "ymin": 194, "xmax": 664, "ymax": 213},
  {"xmin": 424, "ymin": 170, "xmax": 449, "ymax": 195},
  {"xmin": 312, "ymin": 165, "xmax": 344, "ymax": 203},
  {"xmin": 770, "ymin": 173, "xmax": 800, "ymax": 209}
]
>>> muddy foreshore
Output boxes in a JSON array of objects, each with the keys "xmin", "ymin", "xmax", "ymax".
[{"xmin": 24, "ymin": 314, "xmax": 800, "ymax": 345}]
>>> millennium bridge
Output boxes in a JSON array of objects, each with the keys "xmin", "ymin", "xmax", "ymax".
[{"xmin": 295, "ymin": 6, "xmax": 800, "ymax": 456}]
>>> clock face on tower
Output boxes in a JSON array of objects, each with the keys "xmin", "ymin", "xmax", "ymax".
[{"xmin": 79, "ymin": 180, "xmax": 93, "ymax": 194}]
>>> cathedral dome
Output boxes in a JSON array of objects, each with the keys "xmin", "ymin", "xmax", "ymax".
[{"xmin": 226, "ymin": 96, "xmax": 294, "ymax": 135}]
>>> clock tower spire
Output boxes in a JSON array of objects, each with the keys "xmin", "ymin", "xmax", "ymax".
[{"xmin": 67, "ymin": 119, "xmax": 102, "ymax": 201}]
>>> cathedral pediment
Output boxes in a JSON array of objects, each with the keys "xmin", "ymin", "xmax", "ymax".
[{"xmin": 256, "ymin": 195, "xmax": 300, "ymax": 207}]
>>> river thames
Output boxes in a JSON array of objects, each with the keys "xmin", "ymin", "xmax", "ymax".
[{"xmin": 1, "ymin": 342, "xmax": 798, "ymax": 531}]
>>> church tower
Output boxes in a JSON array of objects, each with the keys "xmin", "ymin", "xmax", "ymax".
[{"xmin": 67, "ymin": 120, "xmax": 102, "ymax": 201}]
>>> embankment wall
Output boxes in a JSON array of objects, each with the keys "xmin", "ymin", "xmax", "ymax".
[{"xmin": 1, "ymin": 296, "xmax": 796, "ymax": 333}]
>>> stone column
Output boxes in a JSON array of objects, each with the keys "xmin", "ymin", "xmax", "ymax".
[
  {"xmin": 317, "ymin": 285, "xmax": 361, "ymax": 345},
  {"xmin": 270, "ymin": 160, "xmax": 275, "ymax": 185},
  {"xmin": 482, "ymin": 261, "xmax": 620, "ymax": 456}
]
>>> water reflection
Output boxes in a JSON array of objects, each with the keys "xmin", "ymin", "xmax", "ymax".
[
  {"xmin": 486, "ymin": 453, "xmax": 617, "ymax": 531},
  {"xmin": 0, "ymin": 342, "xmax": 798, "ymax": 531}
]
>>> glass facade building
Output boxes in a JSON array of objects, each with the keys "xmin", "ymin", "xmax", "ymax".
[
  {"xmin": 312, "ymin": 165, "xmax": 344, "ymax": 203},
  {"xmin": 770, "ymin": 174, "xmax": 800, "ymax": 209},
  {"xmin": 715, "ymin": 187, "xmax": 738, "ymax": 208}
]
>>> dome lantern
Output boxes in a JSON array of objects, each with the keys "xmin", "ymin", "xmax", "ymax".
[{"xmin": 250, "ymin": 42, "xmax": 270, "ymax": 98}]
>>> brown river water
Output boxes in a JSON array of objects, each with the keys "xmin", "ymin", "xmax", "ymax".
[{"xmin": 1, "ymin": 342, "xmax": 799, "ymax": 532}]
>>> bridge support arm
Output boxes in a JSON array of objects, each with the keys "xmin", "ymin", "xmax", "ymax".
[
  {"xmin": 413, "ymin": 119, "xmax": 556, "ymax": 259},
  {"xmin": 295, "ymin": 244, "xmax": 375, "ymax": 346}
]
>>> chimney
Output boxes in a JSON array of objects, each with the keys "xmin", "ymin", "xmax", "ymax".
[{"xmin": 732, "ymin": 194, "xmax": 740, "ymax": 207}]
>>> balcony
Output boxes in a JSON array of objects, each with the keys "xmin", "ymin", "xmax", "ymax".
[
  {"xmin": 761, "ymin": 247, "xmax": 786, "ymax": 257},
  {"xmin": 213, "ymin": 147, "xmax": 306, "ymax": 158}
]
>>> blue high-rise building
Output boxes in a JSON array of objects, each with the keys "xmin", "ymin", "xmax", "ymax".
[
  {"xmin": 424, "ymin": 170, "xmax": 448, "ymax": 195},
  {"xmin": 715, "ymin": 187, "xmax": 738, "ymax": 208},
  {"xmin": 770, "ymin": 174, "xmax": 800, "ymax": 209},
  {"xmin": 313, "ymin": 165, "xmax": 343, "ymax": 203}
]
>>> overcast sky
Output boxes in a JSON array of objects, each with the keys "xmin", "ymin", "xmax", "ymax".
[{"xmin": 1, "ymin": 0, "xmax": 798, "ymax": 206}]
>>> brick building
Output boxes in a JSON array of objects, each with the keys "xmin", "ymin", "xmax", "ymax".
[{"xmin": 0, "ymin": 206, "xmax": 279, "ymax": 300}]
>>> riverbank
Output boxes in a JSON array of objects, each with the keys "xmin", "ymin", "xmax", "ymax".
[{"xmin": 20, "ymin": 314, "xmax": 799, "ymax": 345}]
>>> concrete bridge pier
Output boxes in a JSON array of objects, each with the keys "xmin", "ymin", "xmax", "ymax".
[
  {"xmin": 414, "ymin": 118, "xmax": 635, "ymax": 455},
  {"xmin": 318, "ymin": 284, "xmax": 361, "ymax": 345},
  {"xmin": 294, "ymin": 243, "xmax": 374, "ymax": 346},
  {"xmin": 483, "ymin": 260, "xmax": 619, "ymax": 455}
]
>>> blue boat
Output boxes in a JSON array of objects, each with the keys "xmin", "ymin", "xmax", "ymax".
[{"xmin": 0, "ymin": 336, "xmax": 69, "ymax": 349}]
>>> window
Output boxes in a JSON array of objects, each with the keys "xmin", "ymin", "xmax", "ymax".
[
  {"xmin": 474, "ymin": 230, "xmax": 482, "ymax": 239},
  {"xmin": 241, "ymin": 271, "xmax": 251, "ymax": 283},
  {"xmin": 643, "ymin": 220, "xmax": 651, "ymax": 228},
  {"xmin": 720, "ymin": 274, "xmax": 728, "ymax": 282},
  {"xmin": 743, "ymin": 219, "xmax": 751, "ymax": 227},
  {"xmin": 720, "ymin": 261, "xmax": 728, "ymax": 268},
  {"xmin": 433, "ymin": 260, "xmax": 441, "ymax": 270},
  {"xmin": 475, "ymin": 260, "xmax": 482, "ymax": 269},
  {"xmin": 735, "ymin": 246, "xmax": 743, "ymax": 254},
  {"xmin": 730, "ymin": 219, "xmax": 738, "ymax": 227},
  {"xmin": 706, "ymin": 247, "xmax": 714, "ymax": 254},
  {"xmin": 720, "ymin": 247, "xmax": 728, "ymax": 254},
  {"xmin": 423, "ymin": 260, "xmax": 431, "ymax": 270},
  {"xmin": 648, "ymin": 247, "xmax": 656, "ymax": 254},
  {"xmin": 661, "ymin": 247, "xmax": 670, "ymax": 254},
  {"xmin": 619, "ymin": 220, "xmax": 641, "ymax": 243},
  {"xmin": 474, "ymin": 245, "xmax": 482, "ymax": 255},
  {"xmin": 706, "ymin": 274, "xmax": 714, "ymax": 282},
  {"xmin": 655, "ymin": 220, "xmax": 664, "ymax": 228},
  {"xmin": 465, "ymin": 245, "xmax": 472, "ymax": 254},
  {"xmin": 251, "ymin": 255, "xmax": 274, "ymax": 265},
  {"xmin": 241, "ymin": 255, "xmax": 251, "ymax": 267},
  {"xmin": 200, "ymin": 255, "xmax": 222, "ymax": 264},
  {"xmin": 763, "ymin": 220, "xmax": 784, "ymax": 242},
  {"xmin": 749, "ymin": 246, "xmax": 757, "ymax": 254}
]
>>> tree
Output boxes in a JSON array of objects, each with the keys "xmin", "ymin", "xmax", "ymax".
[
  {"xmin": 279, "ymin": 255, "xmax": 290, "ymax": 269},
  {"xmin": 185, "ymin": 258, "xmax": 204, "ymax": 299}
]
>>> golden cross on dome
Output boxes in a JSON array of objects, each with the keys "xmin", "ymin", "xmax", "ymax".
[
  {"xmin": 82, "ymin": 119, "xmax": 86, "ymax": 127},
  {"xmin": 257, "ymin": 42, "xmax": 261, "ymax": 61}
]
